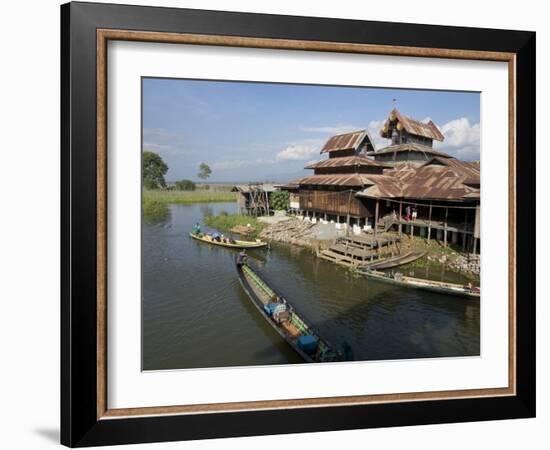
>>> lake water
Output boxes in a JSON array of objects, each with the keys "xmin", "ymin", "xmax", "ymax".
[{"xmin": 142, "ymin": 202, "xmax": 480, "ymax": 370}]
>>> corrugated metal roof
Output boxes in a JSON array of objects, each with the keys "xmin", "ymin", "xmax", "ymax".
[
  {"xmin": 319, "ymin": 130, "xmax": 369, "ymax": 154},
  {"xmin": 356, "ymin": 157, "xmax": 480, "ymax": 201},
  {"xmin": 294, "ymin": 174, "xmax": 370, "ymax": 187},
  {"xmin": 380, "ymin": 108, "xmax": 445, "ymax": 141},
  {"xmin": 231, "ymin": 184, "xmax": 278, "ymax": 193},
  {"xmin": 305, "ymin": 155, "xmax": 390, "ymax": 169},
  {"xmin": 374, "ymin": 143, "xmax": 453, "ymax": 158}
]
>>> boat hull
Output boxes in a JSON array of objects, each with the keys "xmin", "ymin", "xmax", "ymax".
[
  {"xmin": 361, "ymin": 269, "xmax": 480, "ymax": 299},
  {"xmin": 189, "ymin": 232, "xmax": 267, "ymax": 249},
  {"xmin": 236, "ymin": 261, "xmax": 342, "ymax": 363}
]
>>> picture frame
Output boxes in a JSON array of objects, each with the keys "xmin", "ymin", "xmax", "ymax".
[{"xmin": 61, "ymin": 1, "xmax": 536, "ymax": 446}]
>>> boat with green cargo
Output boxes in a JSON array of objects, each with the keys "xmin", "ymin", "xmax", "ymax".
[{"xmin": 236, "ymin": 258, "xmax": 351, "ymax": 363}]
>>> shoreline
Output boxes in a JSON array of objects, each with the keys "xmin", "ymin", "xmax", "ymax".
[{"xmin": 257, "ymin": 216, "xmax": 480, "ymax": 281}]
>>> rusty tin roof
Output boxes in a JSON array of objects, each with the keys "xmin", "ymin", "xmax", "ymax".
[
  {"xmin": 305, "ymin": 155, "xmax": 391, "ymax": 170},
  {"xmin": 380, "ymin": 108, "xmax": 445, "ymax": 141},
  {"xmin": 319, "ymin": 130, "xmax": 372, "ymax": 154}
]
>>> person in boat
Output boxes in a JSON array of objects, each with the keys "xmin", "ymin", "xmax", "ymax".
[
  {"xmin": 236, "ymin": 249, "xmax": 248, "ymax": 266},
  {"xmin": 192, "ymin": 222, "xmax": 201, "ymax": 234},
  {"xmin": 212, "ymin": 231, "xmax": 221, "ymax": 242}
]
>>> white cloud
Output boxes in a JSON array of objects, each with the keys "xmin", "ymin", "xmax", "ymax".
[
  {"xmin": 143, "ymin": 128, "xmax": 191, "ymax": 156},
  {"xmin": 367, "ymin": 120, "xmax": 388, "ymax": 150},
  {"xmin": 210, "ymin": 158, "xmax": 275, "ymax": 170},
  {"xmin": 277, "ymin": 139, "xmax": 323, "ymax": 161},
  {"xmin": 301, "ymin": 124, "xmax": 361, "ymax": 134},
  {"xmin": 434, "ymin": 117, "xmax": 480, "ymax": 160}
]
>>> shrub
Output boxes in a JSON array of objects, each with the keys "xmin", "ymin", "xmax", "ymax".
[
  {"xmin": 175, "ymin": 179, "xmax": 196, "ymax": 191},
  {"xmin": 270, "ymin": 190, "xmax": 290, "ymax": 211}
]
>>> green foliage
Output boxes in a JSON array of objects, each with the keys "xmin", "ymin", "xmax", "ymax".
[
  {"xmin": 197, "ymin": 162, "xmax": 212, "ymax": 180},
  {"xmin": 175, "ymin": 179, "xmax": 196, "ymax": 191},
  {"xmin": 142, "ymin": 198, "xmax": 169, "ymax": 224},
  {"xmin": 143, "ymin": 189, "xmax": 235, "ymax": 204},
  {"xmin": 204, "ymin": 214, "xmax": 267, "ymax": 238},
  {"xmin": 270, "ymin": 190, "xmax": 290, "ymax": 211},
  {"xmin": 143, "ymin": 151, "xmax": 168, "ymax": 189}
]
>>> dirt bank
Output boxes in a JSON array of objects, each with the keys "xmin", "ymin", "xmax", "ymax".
[{"xmin": 259, "ymin": 217, "xmax": 480, "ymax": 278}]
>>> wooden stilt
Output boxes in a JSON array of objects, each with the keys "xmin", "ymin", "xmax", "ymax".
[
  {"xmin": 374, "ymin": 199, "xmax": 379, "ymax": 239},
  {"xmin": 444, "ymin": 207, "xmax": 448, "ymax": 247},
  {"xmin": 427, "ymin": 202, "xmax": 432, "ymax": 242},
  {"xmin": 398, "ymin": 200, "xmax": 403, "ymax": 236}
]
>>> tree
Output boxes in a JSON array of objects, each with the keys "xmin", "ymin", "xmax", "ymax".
[
  {"xmin": 175, "ymin": 179, "xmax": 196, "ymax": 191},
  {"xmin": 270, "ymin": 190, "xmax": 290, "ymax": 211},
  {"xmin": 143, "ymin": 151, "xmax": 168, "ymax": 190},
  {"xmin": 197, "ymin": 162, "xmax": 212, "ymax": 180}
]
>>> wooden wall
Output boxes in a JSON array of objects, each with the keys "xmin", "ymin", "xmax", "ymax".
[{"xmin": 299, "ymin": 190, "xmax": 371, "ymax": 217}]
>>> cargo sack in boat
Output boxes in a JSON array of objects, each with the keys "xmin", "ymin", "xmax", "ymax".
[
  {"xmin": 297, "ymin": 335, "xmax": 319, "ymax": 355},
  {"xmin": 263, "ymin": 303, "xmax": 279, "ymax": 316}
]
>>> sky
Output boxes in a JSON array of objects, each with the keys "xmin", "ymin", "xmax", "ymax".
[{"xmin": 142, "ymin": 78, "xmax": 480, "ymax": 183}]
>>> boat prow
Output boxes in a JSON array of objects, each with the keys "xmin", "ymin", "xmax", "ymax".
[{"xmin": 189, "ymin": 232, "xmax": 267, "ymax": 249}]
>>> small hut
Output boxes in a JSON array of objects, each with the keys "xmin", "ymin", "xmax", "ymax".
[{"xmin": 231, "ymin": 184, "xmax": 277, "ymax": 216}]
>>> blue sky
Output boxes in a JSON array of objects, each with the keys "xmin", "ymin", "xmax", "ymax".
[{"xmin": 143, "ymin": 78, "xmax": 480, "ymax": 183}]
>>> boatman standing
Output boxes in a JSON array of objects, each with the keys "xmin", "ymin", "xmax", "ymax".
[{"xmin": 236, "ymin": 249, "xmax": 248, "ymax": 267}]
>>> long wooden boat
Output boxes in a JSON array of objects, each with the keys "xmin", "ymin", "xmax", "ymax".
[
  {"xmin": 364, "ymin": 251, "xmax": 427, "ymax": 270},
  {"xmin": 236, "ymin": 260, "xmax": 348, "ymax": 363},
  {"xmin": 189, "ymin": 232, "xmax": 267, "ymax": 249},
  {"xmin": 360, "ymin": 268, "xmax": 480, "ymax": 299}
]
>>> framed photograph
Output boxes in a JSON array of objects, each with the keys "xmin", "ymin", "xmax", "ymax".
[{"xmin": 61, "ymin": 1, "xmax": 536, "ymax": 447}]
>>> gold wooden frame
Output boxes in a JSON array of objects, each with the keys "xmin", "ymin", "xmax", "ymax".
[{"xmin": 96, "ymin": 29, "xmax": 516, "ymax": 420}]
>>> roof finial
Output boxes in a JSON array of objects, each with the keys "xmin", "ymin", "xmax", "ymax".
[{"xmin": 392, "ymin": 98, "xmax": 397, "ymax": 110}]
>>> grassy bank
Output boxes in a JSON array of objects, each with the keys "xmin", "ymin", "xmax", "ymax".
[
  {"xmin": 204, "ymin": 213, "xmax": 267, "ymax": 238},
  {"xmin": 142, "ymin": 198, "xmax": 170, "ymax": 224},
  {"xmin": 143, "ymin": 189, "xmax": 236, "ymax": 204}
]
